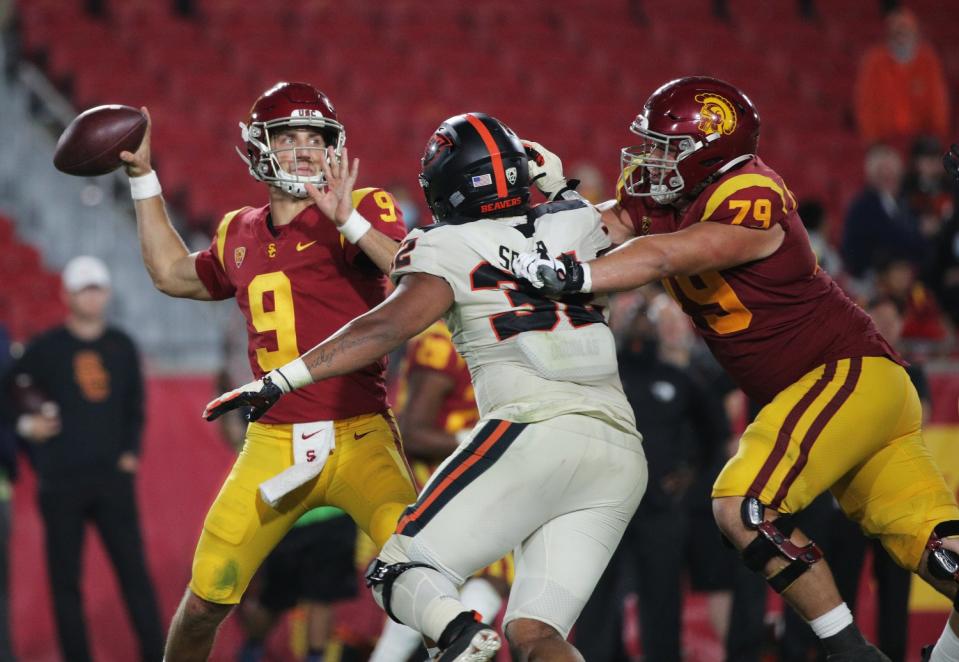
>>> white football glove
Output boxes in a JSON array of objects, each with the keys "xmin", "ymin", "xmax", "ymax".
[
  {"xmin": 511, "ymin": 251, "xmax": 591, "ymax": 295},
  {"xmin": 511, "ymin": 251, "xmax": 564, "ymax": 290},
  {"xmin": 522, "ymin": 139, "xmax": 580, "ymax": 201}
]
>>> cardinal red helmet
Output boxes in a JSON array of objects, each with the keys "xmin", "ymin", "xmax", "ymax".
[
  {"xmin": 620, "ymin": 76, "xmax": 760, "ymax": 204},
  {"xmin": 237, "ymin": 81, "xmax": 345, "ymax": 198}
]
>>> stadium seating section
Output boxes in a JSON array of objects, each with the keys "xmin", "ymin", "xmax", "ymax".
[
  {"xmin": 13, "ymin": 0, "xmax": 959, "ymax": 237},
  {"xmin": 0, "ymin": 214, "xmax": 66, "ymax": 341}
]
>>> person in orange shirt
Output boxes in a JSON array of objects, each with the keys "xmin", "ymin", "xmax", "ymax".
[{"xmin": 854, "ymin": 8, "xmax": 950, "ymax": 149}]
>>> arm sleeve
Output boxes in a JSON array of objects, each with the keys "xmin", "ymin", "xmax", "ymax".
[
  {"xmin": 343, "ymin": 188, "xmax": 409, "ymax": 267},
  {"xmin": 121, "ymin": 334, "xmax": 145, "ymax": 455}
]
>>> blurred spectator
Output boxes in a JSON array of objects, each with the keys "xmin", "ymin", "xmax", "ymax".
[
  {"xmin": 841, "ymin": 144, "xmax": 924, "ymax": 281},
  {"xmin": 874, "ymin": 258, "xmax": 949, "ymax": 342},
  {"xmin": 904, "ymin": 134, "xmax": 955, "ymax": 238},
  {"xmin": 927, "ymin": 202, "xmax": 959, "ymax": 327},
  {"xmin": 854, "ymin": 8, "xmax": 950, "ymax": 149},
  {"xmin": 0, "ymin": 256, "xmax": 163, "ymax": 662},
  {"xmin": 798, "ymin": 199, "xmax": 843, "ymax": 276}
]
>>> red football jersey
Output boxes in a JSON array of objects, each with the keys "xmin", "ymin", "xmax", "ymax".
[
  {"xmin": 618, "ymin": 158, "xmax": 901, "ymax": 405},
  {"xmin": 194, "ymin": 187, "xmax": 408, "ymax": 423},
  {"xmin": 396, "ymin": 321, "xmax": 478, "ymax": 441}
]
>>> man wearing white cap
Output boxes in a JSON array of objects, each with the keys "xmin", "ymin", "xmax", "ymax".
[{"xmin": 1, "ymin": 255, "xmax": 164, "ymax": 662}]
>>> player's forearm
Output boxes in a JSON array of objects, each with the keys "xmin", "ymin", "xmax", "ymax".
[
  {"xmin": 300, "ymin": 312, "xmax": 408, "ymax": 382},
  {"xmin": 586, "ymin": 235, "xmax": 675, "ymax": 293},
  {"xmin": 355, "ymin": 229, "xmax": 400, "ymax": 275},
  {"xmin": 133, "ymin": 197, "xmax": 208, "ymax": 298}
]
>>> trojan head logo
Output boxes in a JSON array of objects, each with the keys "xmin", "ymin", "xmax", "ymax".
[
  {"xmin": 695, "ymin": 92, "xmax": 737, "ymax": 136},
  {"xmin": 641, "ymin": 215, "xmax": 651, "ymax": 236},
  {"xmin": 422, "ymin": 133, "xmax": 453, "ymax": 167},
  {"xmin": 234, "ymin": 246, "xmax": 246, "ymax": 268}
]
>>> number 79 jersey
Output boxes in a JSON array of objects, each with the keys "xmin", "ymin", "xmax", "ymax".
[
  {"xmin": 618, "ymin": 157, "xmax": 900, "ymax": 405},
  {"xmin": 391, "ymin": 200, "xmax": 637, "ymax": 434}
]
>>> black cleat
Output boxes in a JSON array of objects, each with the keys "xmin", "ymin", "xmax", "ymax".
[
  {"xmin": 436, "ymin": 612, "xmax": 501, "ymax": 662},
  {"xmin": 826, "ymin": 643, "xmax": 891, "ymax": 661}
]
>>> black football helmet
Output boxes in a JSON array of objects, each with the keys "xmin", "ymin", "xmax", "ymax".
[{"xmin": 419, "ymin": 112, "xmax": 529, "ymax": 221}]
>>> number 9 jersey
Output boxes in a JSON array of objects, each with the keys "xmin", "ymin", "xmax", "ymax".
[
  {"xmin": 391, "ymin": 199, "xmax": 637, "ymax": 434},
  {"xmin": 194, "ymin": 188, "xmax": 408, "ymax": 424},
  {"xmin": 618, "ymin": 156, "xmax": 902, "ymax": 406}
]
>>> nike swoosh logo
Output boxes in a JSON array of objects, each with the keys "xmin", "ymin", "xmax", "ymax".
[
  {"xmin": 296, "ymin": 240, "xmax": 317, "ymax": 251},
  {"xmin": 354, "ymin": 431, "xmax": 373, "ymax": 440},
  {"xmin": 301, "ymin": 430, "xmax": 321, "ymax": 440}
]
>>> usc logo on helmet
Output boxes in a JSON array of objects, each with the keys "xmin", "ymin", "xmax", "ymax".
[{"xmin": 695, "ymin": 93, "xmax": 737, "ymax": 136}]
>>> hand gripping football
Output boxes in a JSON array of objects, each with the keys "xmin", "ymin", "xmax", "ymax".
[{"xmin": 53, "ymin": 104, "xmax": 147, "ymax": 176}]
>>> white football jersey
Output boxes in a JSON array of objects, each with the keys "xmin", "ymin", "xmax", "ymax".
[{"xmin": 392, "ymin": 200, "xmax": 637, "ymax": 433}]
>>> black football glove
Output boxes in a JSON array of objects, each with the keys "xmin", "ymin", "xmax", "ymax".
[{"xmin": 203, "ymin": 375, "xmax": 284, "ymax": 422}]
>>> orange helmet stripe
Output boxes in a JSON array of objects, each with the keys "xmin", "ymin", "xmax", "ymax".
[{"xmin": 465, "ymin": 113, "xmax": 508, "ymax": 198}]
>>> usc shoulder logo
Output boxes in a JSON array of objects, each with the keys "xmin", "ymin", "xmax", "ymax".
[
  {"xmin": 695, "ymin": 93, "xmax": 737, "ymax": 136},
  {"xmin": 234, "ymin": 246, "xmax": 246, "ymax": 268},
  {"xmin": 74, "ymin": 350, "xmax": 110, "ymax": 402}
]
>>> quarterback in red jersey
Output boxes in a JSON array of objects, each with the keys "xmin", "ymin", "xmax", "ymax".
[
  {"xmin": 120, "ymin": 81, "xmax": 416, "ymax": 661},
  {"xmin": 514, "ymin": 77, "xmax": 959, "ymax": 661}
]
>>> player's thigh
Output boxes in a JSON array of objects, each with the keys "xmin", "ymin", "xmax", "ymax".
[
  {"xmin": 713, "ymin": 357, "xmax": 913, "ymax": 514},
  {"xmin": 832, "ymin": 424, "xmax": 959, "ymax": 571},
  {"xmin": 392, "ymin": 416, "xmax": 645, "ymax": 588},
  {"xmin": 325, "ymin": 411, "xmax": 417, "ymax": 548},
  {"xmin": 191, "ymin": 422, "xmax": 315, "ymax": 604},
  {"xmin": 388, "ymin": 419, "xmax": 546, "ymax": 583},
  {"xmin": 504, "ymin": 503, "xmax": 636, "ymax": 639}
]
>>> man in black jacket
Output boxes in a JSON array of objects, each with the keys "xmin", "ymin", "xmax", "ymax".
[{"xmin": 2, "ymin": 256, "xmax": 163, "ymax": 662}]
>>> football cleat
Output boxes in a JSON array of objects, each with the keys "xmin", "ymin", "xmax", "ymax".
[{"xmin": 436, "ymin": 622, "xmax": 501, "ymax": 662}]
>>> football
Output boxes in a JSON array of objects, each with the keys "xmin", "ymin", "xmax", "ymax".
[{"xmin": 53, "ymin": 104, "xmax": 147, "ymax": 176}]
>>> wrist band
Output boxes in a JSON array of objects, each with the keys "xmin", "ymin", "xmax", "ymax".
[
  {"xmin": 580, "ymin": 263, "xmax": 593, "ymax": 293},
  {"xmin": 339, "ymin": 209, "xmax": 372, "ymax": 244},
  {"xmin": 272, "ymin": 358, "xmax": 313, "ymax": 392},
  {"xmin": 129, "ymin": 171, "xmax": 162, "ymax": 200}
]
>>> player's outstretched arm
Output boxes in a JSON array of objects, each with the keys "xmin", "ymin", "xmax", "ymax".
[
  {"xmin": 120, "ymin": 107, "xmax": 211, "ymax": 300},
  {"xmin": 514, "ymin": 221, "xmax": 785, "ymax": 295},
  {"xmin": 305, "ymin": 147, "xmax": 399, "ymax": 275},
  {"xmin": 203, "ymin": 273, "xmax": 453, "ymax": 421}
]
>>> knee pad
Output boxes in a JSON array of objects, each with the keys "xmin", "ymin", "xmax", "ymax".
[
  {"xmin": 926, "ymin": 520, "xmax": 959, "ymax": 610},
  {"xmin": 365, "ymin": 558, "xmax": 435, "ymax": 623},
  {"xmin": 739, "ymin": 497, "xmax": 823, "ymax": 594}
]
